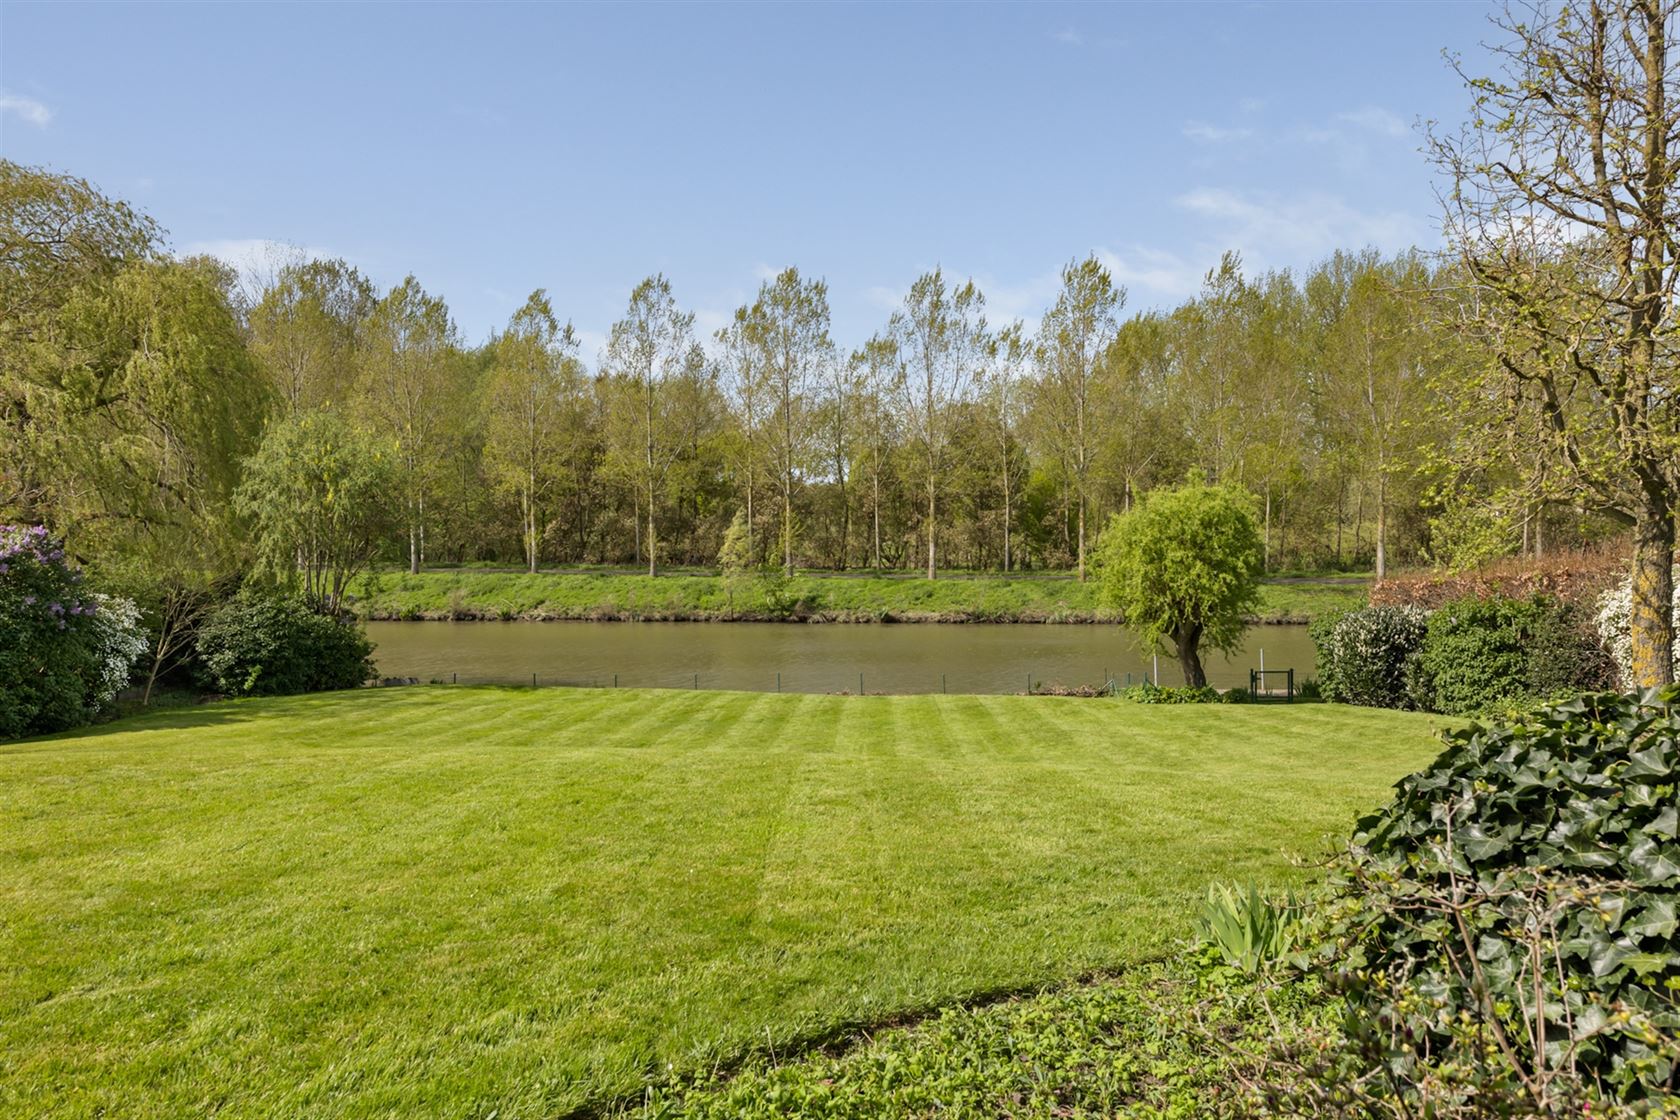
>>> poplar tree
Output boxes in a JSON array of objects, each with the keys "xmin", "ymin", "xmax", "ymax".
[
  {"xmin": 484, "ymin": 291, "xmax": 582, "ymax": 572},
  {"xmin": 891, "ymin": 269, "xmax": 986, "ymax": 579},
  {"xmin": 360, "ymin": 276, "xmax": 457, "ymax": 575},
  {"xmin": 603, "ymin": 275, "xmax": 694, "ymax": 576},
  {"xmin": 1037, "ymin": 256, "xmax": 1124, "ymax": 581}
]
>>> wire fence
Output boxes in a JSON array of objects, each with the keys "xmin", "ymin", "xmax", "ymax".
[{"xmin": 379, "ymin": 666, "xmax": 1299, "ymax": 699}]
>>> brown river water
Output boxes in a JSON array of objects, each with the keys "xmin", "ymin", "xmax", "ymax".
[{"xmin": 366, "ymin": 621, "xmax": 1317, "ymax": 695}]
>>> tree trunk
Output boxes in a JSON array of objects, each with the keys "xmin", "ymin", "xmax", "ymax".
[
  {"xmin": 872, "ymin": 454, "xmax": 881, "ymax": 573},
  {"xmin": 525, "ymin": 460, "xmax": 538, "ymax": 573},
  {"xmin": 647, "ymin": 479, "xmax": 657, "ymax": 578},
  {"xmin": 783, "ymin": 473, "xmax": 793, "ymax": 577},
  {"xmin": 1374, "ymin": 472, "xmax": 1387, "ymax": 581},
  {"xmin": 1629, "ymin": 501, "xmax": 1676, "ymax": 687},
  {"xmin": 1076, "ymin": 490, "xmax": 1086, "ymax": 582},
  {"xmin": 926, "ymin": 477, "xmax": 936, "ymax": 580},
  {"xmin": 837, "ymin": 463, "xmax": 849, "ymax": 571},
  {"xmin": 1174, "ymin": 623, "xmax": 1206, "ymax": 688},
  {"xmin": 1002, "ymin": 460, "xmax": 1012, "ymax": 574}
]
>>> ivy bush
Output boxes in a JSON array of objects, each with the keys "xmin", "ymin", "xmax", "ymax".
[
  {"xmin": 1310, "ymin": 604, "xmax": 1428, "ymax": 709},
  {"xmin": 0, "ymin": 525, "xmax": 144, "ymax": 739},
  {"xmin": 195, "ymin": 590, "xmax": 375, "ymax": 696},
  {"xmin": 1306, "ymin": 690, "xmax": 1680, "ymax": 1113}
]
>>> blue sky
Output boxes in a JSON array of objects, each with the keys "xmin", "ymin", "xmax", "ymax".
[{"xmin": 1, "ymin": 1, "xmax": 1497, "ymax": 357}]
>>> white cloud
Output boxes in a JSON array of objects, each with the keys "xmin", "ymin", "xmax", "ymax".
[
  {"xmin": 1050, "ymin": 26, "xmax": 1083, "ymax": 45},
  {"xmin": 751, "ymin": 262, "xmax": 781, "ymax": 282},
  {"xmin": 1175, "ymin": 187, "xmax": 1430, "ymax": 260},
  {"xmin": 1, "ymin": 93, "xmax": 52, "ymax": 128},
  {"xmin": 1182, "ymin": 121, "xmax": 1254, "ymax": 144},
  {"xmin": 1334, "ymin": 106, "xmax": 1409, "ymax": 138},
  {"xmin": 574, "ymin": 327, "xmax": 610, "ymax": 368},
  {"xmin": 1094, "ymin": 247, "xmax": 1204, "ymax": 302},
  {"xmin": 693, "ymin": 306, "xmax": 732, "ymax": 344},
  {"xmin": 182, "ymin": 237, "xmax": 337, "ymax": 272},
  {"xmin": 863, "ymin": 284, "xmax": 904, "ymax": 312},
  {"xmin": 1238, "ymin": 97, "xmax": 1265, "ymax": 115},
  {"xmin": 974, "ymin": 270, "xmax": 1063, "ymax": 327},
  {"xmin": 180, "ymin": 238, "xmax": 344, "ymax": 303}
]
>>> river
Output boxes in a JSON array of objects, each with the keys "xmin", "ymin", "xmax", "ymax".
[{"xmin": 367, "ymin": 621, "xmax": 1317, "ymax": 695}]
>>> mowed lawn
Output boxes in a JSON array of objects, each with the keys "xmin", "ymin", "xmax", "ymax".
[{"xmin": 1, "ymin": 688, "xmax": 1446, "ymax": 1118}]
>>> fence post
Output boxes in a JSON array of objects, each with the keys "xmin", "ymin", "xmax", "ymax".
[
  {"xmin": 859, "ymin": 672, "xmax": 864, "ymax": 695},
  {"xmin": 942, "ymin": 673, "xmax": 946, "ymax": 694},
  {"xmin": 452, "ymin": 672, "xmax": 456, "ymax": 685},
  {"xmin": 614, "ymin": 673, "xmax": 618, "ymax": 688},
  {"xmin": 694, "ymin": 673, "xmax": 699, "ymax": 690},
  {"xmin": 533, "ymin": 672, "xmax": 538, "ymax": 688},
  {"xmin": 1026, "ymin": 672, "xmax": 1031, "ymax": 695},
  {"xmin": 776, "ymin": 672, "xmax": 781, "ymax": 693}
]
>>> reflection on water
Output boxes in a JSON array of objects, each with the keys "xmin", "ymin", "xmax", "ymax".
[{"xmin": 368, "ymin": 621, "xmax": 1317, "ymax": 695}]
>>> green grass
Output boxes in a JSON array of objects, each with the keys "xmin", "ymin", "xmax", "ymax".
[
  {"xmin": 626, "ymin": 960, "xmax": 1320, "ymax": 1118},
  {"xmin": 353, "ymin": 569, "xmax": 1368, "ymax": 624},
  {"xmin": 1, "ymin": 688, "xmax": 1443, "ymax": 1118}
]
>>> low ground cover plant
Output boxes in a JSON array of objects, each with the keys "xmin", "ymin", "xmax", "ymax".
[{"xmin": 1115, "ymin": 682, "xmax": 1226, "ymax": 703}]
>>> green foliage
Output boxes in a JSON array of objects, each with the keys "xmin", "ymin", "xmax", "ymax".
[
  {"xmin": 194, "ymin": 590, "xmax": 375, "ymax": 696},
  {"xmin": 1425, "ymin": 501, "xmax": 1518, "ymax": 574},
  {"xmin": 1413, "ymin": 595, "xmax": 1616, "ymax": 716},
  {"xmin": 1115, "ymin": 682, "xmax": 1224, "ymax": 704},
  {"xmin": 1095, "ymin": 479, "xmax": 1263, "ymax": 686},
  {"xmin": 0, "ymin": 525, "xmax": 104, "ymax": 738},
  {"xmin": 630, "ymin": 959, "xmax": 1328, "ymax": 1119},
  {"xmin": 1310, "ymin": 604, "xmax": 1428, "ymax": 708},
  {"xmin": 236, "ymin": 410, "xmax": 398, "ymax": 615},
  {"xmin": 20, "ymin": 256, "xmax": 268, "ymax": 568},
  {"xmin": 350, "ymin": 568, "xmax": 1364, "ymax": 624},
  {"xmin": 1194, "ymin": 882, "xmax": 1299, "ymax": 974},
  {"xmin": 1313, "ymin": 690, "xmax": 1680, "ymax": 1111}
]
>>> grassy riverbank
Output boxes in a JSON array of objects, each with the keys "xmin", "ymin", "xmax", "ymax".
[
  {"xmin": 2, "ymin": 687, "xmax": 1443, "ymax": 1118},
  {"xmin": 351, "ymin": 568, "xmax": 1367, "ymax": 624}
]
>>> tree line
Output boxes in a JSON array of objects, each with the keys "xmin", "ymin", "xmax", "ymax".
[{"xmin": 8, "ymin": 156, "xmax": 1616, "ymax": 596}]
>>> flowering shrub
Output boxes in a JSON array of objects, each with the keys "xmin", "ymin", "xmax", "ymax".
[
  {"xmin": 0, "ymin": 525, "xmax": 110, "ymax": 738},
  {"xmin": 86, "ymin": 593, "xmax": 148, "ymax": 708},
  {"xmin": 1596, "ymin": 567, "xmax": 1680, "ymax": 688},
  {"xmin": 1310, "ymin": 605, "xmax": 1428, "ymax": 709}
]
